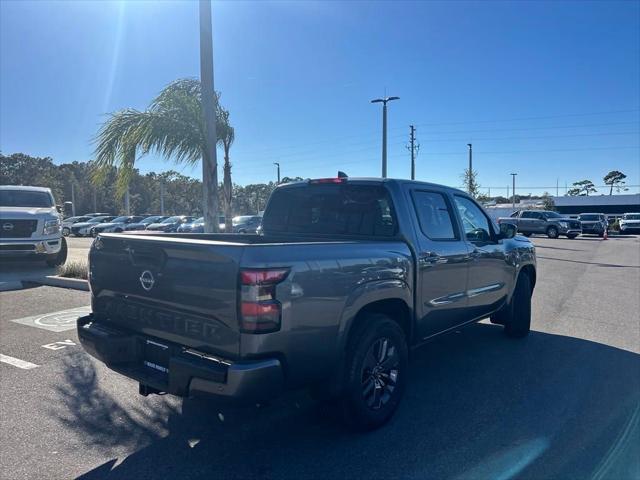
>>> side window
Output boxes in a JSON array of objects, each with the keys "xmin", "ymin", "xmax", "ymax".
[
  {"xmin": 453, "ymin": 196, "xmax": 493, "ymax": 243},
  {"xmin": 412, "ymin": 191, "xmax": 457, "ymax": 240},
  {"xmin": 521, "ymin": 211, "xmax": 535, "ymax": 219}
]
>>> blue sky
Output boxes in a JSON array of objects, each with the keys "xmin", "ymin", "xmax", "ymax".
[{"xmin": 1, "ymin": 0, "xmax": 639, "ymax": 196}]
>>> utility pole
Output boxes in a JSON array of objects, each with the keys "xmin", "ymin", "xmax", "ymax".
[
  {"xmin": 159, "ymin": 179, "xmax": 165, "ymax": 215},
  {"xmin": 556, "ymin": 178, "xmax": 559, "ymax": 197},
  {"xmin": 511, "ymin": 173, "xmax": 517, "ymax": 210},
  {"xmin": 408, "ymin": 125, "xmax": 416, "ymax": 180},
  {"xmin": 274, "ymin": 162, "xmax": 281, "ymax": 184},
  {"xmin": 199, "ymin": 0, "xmax": 219, "ymax": 233},
  {"xmin": 467, "ymin": 143, "xmax": 473, "ymax": 194},
  {"xmin": 506, "ymin": 185, "xmax": 509, "ymax": 201},
  {"xmin": 70, "ymin": 182, "xmax": 76, "ymax": 216},
  {"xmin": 371, "ymin": 96, "xmax": 400, "ymax": 178}
]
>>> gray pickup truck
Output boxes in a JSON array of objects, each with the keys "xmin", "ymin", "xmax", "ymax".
[
  {"xmin": 78, "ymin": 178, "xmax": 536, "ymax": 430},
  {"xmin": 498, "ymin": 209, "xmax": 582, "ymax": 239}
]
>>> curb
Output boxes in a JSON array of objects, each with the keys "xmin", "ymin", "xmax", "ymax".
[{"xmin": 31, "ymin": 275, "xmax": 90, "ymax": 291}]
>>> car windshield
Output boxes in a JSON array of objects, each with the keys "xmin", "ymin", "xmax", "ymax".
[
  {"xmin": 140, "ymin": 216, "xmax": 162, "ymax": 224},
  {"xmin": 162, "ymin": 216, "xmax": 182, "ymax": 223},
  {"xmin": 0, "ymin": 190, "xmax": 53, "ymax": 207},
  {"xmin": 110, "ymin": 216, "xmax": 130, "ymax": 223},
  {"xmin": 233, "ymin": 216, "xmax": 255, "ymax": 225},
  {"xmin": 193, "ymin": 217, "xmax": 204, "ymax": 224},
  {"xmin": 623, "ymin": 214, "xmax": 640, "ymax": 220},
  {"xmin": 579, "ymin": 214, "xmax": 600, "ymax": 221},
  {"xmin": 87, "ymin": 216, "xmax": 110, "ymax": 223}
]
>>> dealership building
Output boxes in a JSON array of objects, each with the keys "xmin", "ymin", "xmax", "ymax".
[
  {"xmin": 551, "ymin": 193, "xmax": 640, "ymax": 216},
  {"xmin": 483, "ymin": 193, "xmax": 640, "ymax": 221}
]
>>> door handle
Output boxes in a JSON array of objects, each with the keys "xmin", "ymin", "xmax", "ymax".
[{"xmin": 419, "ymin": 252, "xmax": 446, "ymax": 267}]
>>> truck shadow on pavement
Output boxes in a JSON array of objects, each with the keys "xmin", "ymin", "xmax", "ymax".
[
  {"xmin": 56, "ymin": 324, "xmax": 640, "ymax": 480},
  {"xmin": 536, "ymin": 256, "xmax": 640, "ymax": 269}
]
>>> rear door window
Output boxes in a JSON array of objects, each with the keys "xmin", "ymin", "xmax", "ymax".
[{"xmin": 411, "ymin": 191, "xmax": 457, "ymax": 240}]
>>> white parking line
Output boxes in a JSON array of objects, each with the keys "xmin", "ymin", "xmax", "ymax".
[{"xmin": 0, "ymin": 354, "xmax": 39, "ymax": 370}]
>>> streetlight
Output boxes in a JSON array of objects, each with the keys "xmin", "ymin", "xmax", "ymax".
[
  {"xmin": 510, "ymin": 173, "xmax": 518, "ymax": 210},
  {"xmin": 467, "ymin": 143, "xmax": 473, "ymax": 194},
  {"xmin": 371, "ymin": 96, "xmax": 400, "ymax": 178},
  {"xmin": 274, "ymin": 162, "xmax": 281, "ymax": 184},
  {"xmin": 199, "ymin": 0, "xmax": 219, "ymax": 233}
]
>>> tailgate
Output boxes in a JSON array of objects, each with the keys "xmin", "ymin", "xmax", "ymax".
[{"xmin": 89, "ymin": 234, "xmax": 244, "ymax": 358}]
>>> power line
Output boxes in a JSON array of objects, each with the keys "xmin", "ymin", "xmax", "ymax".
[
  {"xmin": 234, "ymin": 144, "xmax": 640, "ymax": 174},
  {"xmin": 235, "ymin": 110, "xmax": 640, "ymax": 156},
  {"xmin": 395, "ymin": 108, "xmax": 640, "ymax": 131},
  {"xmin": 232, "ymin": 124, "xmax": 640, "ymax": 170}
]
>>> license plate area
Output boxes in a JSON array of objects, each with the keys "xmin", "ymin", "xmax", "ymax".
[{"xmin": 143, "ymin": 339, "xmax": 170, "ymax": 378}]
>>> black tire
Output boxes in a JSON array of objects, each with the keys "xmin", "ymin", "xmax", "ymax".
[
  {"xmin": 62, "ymin": 227, "xmax": 70, "ymax": 237},
  {"xmin": 341, "ymin": 314, "xmax": 408, "ymax": 431},
  {"xmin": 522, "ymin": 232, "xmax": 531, "ymax": 237},
  {"xmin": 504, "ymin": 273, "xmax": 532, "ymax": 338},
  {"xmin": 566, "ymin": 234, "xmax": 578, "ymax": 239},
  {"xmin": 114, "ymin": 228, "xmax": 123, "ymax": 233},
  {"xmin": 546, "ymin": 226, "xmax": 559, "ymax": 239},
  {"xmin": 46, "ymin": 237, "xmax": 67, "ymax": 267}
]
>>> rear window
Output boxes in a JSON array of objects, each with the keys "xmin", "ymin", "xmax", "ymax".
[
  {"xmin": 262, "ymin": 184, "xmax": 396, "ymax": 237},
  {"xmin": 0, "ymin": 190, "xmax": 53, "ymax": 207},
  {"xmin": 579, "ymin": 214, "xmax": 600, "ymax": 221}
]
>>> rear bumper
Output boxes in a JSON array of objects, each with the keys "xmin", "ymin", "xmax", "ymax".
[
  {"xmin": 77, "ymin": 314, "xmax": 283, "ymax": 402},
  {"xmin": 0, "ymin": 238, "xmax": 61, "ymax": 256},
  {"xmin": 561, "ymin": 228, "xmax": 582, "ymax": 236}
]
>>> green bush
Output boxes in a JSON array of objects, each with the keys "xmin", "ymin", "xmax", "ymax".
[{"xmin": 57, "ymin": 260, "xmax": 88, "ymax": 280}]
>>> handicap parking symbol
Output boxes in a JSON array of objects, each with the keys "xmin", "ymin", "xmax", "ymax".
[{"xmin": 11, "ymin": 306, "xmax": 91, "ymax": 332}]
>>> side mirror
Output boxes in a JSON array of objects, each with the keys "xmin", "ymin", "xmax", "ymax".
[
  {"xmin": 499, "ymin": 222, "xmax": 517, "ymax": 239},
  {"xmin": 56, "ymin": 205, "xmax": 62, "ymax": 214}
]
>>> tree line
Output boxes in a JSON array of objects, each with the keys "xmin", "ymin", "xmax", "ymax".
[{"xmin": 0, "ymin": 152, "xmax": 282, "ymax": 217}]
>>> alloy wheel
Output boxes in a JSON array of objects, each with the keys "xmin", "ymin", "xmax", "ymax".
[{"xmin": 360, "ymin": 338, "xmax": 399, "ymax": 410}]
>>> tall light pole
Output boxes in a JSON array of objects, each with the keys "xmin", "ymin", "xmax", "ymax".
[
  {"xmin": 371, "ymin": 96, "xmax": 399, "ymax": 178},
  {"xmin": 199, "ymin": 0, "xmax": 219, "ymax": 233},
  {"xmin": 511, "ymin": 173, "xmax": 517, "ymax": 210},
  {"xmin": 274, "ymin": 162, "xmax": 280, "ymax": 184},
  {"xmin": 467, "ymin": 143, "xmax": 473, "ymax": 194}
]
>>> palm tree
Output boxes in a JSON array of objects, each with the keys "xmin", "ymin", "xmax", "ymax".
[
  {"xmin": 218, "ymin": 108, "xmax": 234, "ymax": 232},
  {"xmin": 93, "ymin": 78, "xmax": 231, "ymax": 232}
]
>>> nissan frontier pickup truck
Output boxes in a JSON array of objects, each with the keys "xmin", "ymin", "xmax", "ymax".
[{"xmin": 78, "ymin": 177, "xmax": 536, "ymax": 430}]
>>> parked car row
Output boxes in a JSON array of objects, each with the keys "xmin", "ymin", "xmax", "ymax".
[
  {"xmin": 497, "ymin": 209, "xmax": 640, "ymax": 238},
  {"xmin": 62, "ymin": 213, "xmax": 263, "ymax": 236}
]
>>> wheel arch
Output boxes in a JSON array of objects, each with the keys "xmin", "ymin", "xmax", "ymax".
[{"xmin": 339, "ymin": 281, "xmax": 414, "ymax": 354}]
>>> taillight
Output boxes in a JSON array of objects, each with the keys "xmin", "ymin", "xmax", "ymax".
[{"xmin": 239, "ymin": 268, "xmax": 289, "ymax": 333}]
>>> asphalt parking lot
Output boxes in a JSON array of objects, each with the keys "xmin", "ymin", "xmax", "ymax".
[{"xmin": 0, "ymin": 235, "xmax": 638, "ymax": 479}]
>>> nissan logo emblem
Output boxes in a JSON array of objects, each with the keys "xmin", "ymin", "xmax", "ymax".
[
  {"xmin": 2, "ymin": 222, "xmax": 14, "ymax": 232},
  {"xmin": 139, "ymin": 270, "xmax": 155, "ymax": 291}
]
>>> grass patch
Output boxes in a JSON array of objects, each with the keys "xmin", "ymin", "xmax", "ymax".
[{"xmin": 57, "ymin": 260, "xmax": 88, "ymax": 280}]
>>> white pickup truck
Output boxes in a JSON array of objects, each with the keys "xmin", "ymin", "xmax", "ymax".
[{"xmin": 0, "ymin": 185, "xmax": 68, "ymax": 267}]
